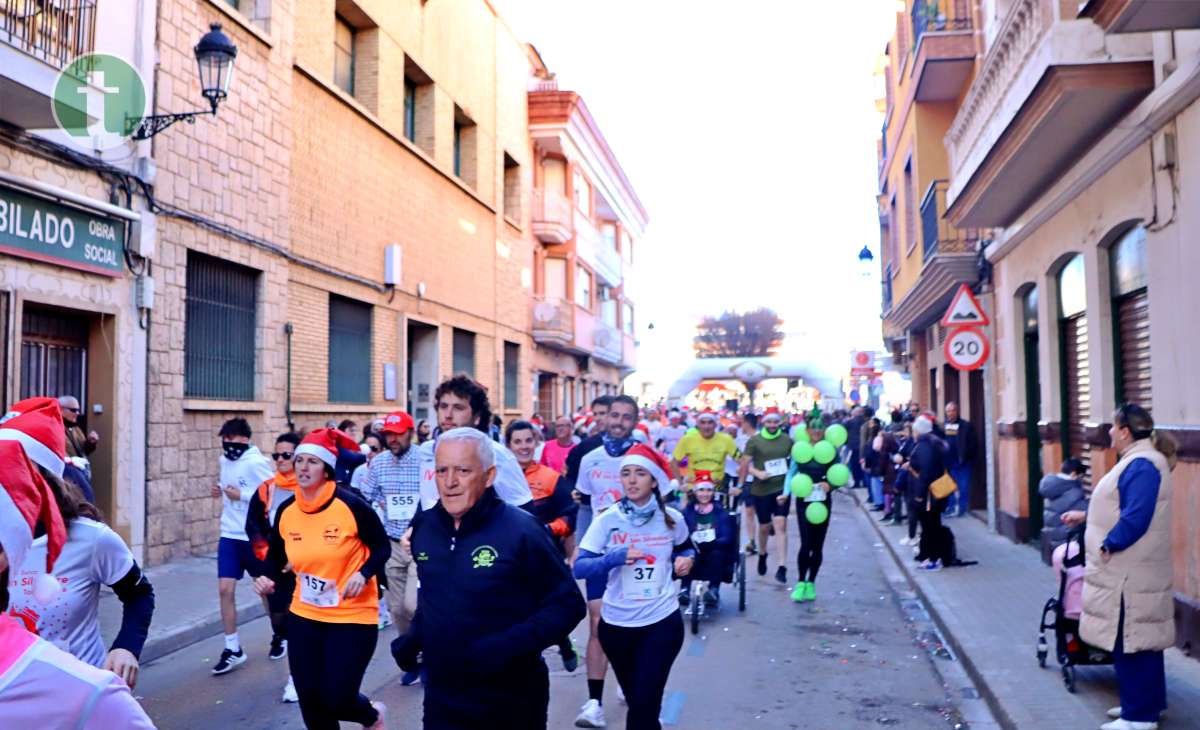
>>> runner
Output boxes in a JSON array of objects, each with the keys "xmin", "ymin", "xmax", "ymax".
[
  {"xmin": 540, "ymin": 415, "xmax": 578, "ymax": 474},
  {"xmin": 785, "ymin": 417, "xmax": 837, "ymax": 602},
  {"xmin": 253, "ymin": 428, "xmax": 390, "ymax": 730},
  {"xmin": 567, "ymin": 394, "xmax": 641, "ymax": 728},
  {"xmin": 575, "ymin": 444, "xmax": 695, "ymax": 730},
  {"xmin": 246, "ymin": 431, "xmax": 301, "ymax": 702},
  {"xmin": 359, "ymin": 411, "xmax": 424, "ymax": 686},
  {"xmin": 507, "ymin": 419, "xmax": 580, "ymax": 672},
  {"xmin": 1, "ymin": 397, "xmax": 154, "ymax": 687},
  {"xmin": 657, "ymin": 409, "xmax": 688, "ymax": 457},
  {"xmin": 679, "ymin": 474, "xmax": 737, "ymax": 607},
  {"xmin": 733, "ymin": 412, "xmax": 759, "ymax": 554},
  {"xmin": 0, "ymin": 440, "xmax": 155, "ymax": 728},
  {"xmin": 416, "ymin": 375, "xmax": 532, "ymax": 511},
  {"xmin": 210, "ymin": 417, "xmax": 275, "ymax": 675},
  {"xmin": 671, "ymin": 410, "xmax": 741, "ymax": 494},
  {"xmin": 740, "ymin": 408, "xmax": 794, "ymax": 583}
]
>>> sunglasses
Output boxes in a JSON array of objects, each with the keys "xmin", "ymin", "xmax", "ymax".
[
  {"xmin": 271, "ymin": 452, "xmax": 294, "ymax": 461},
  {"xmin": 368, "ymin": 445, "xmax": 382, "ymax": 453},
  {"xmin": 64, "ymin": 406, "xmax": 80, "ymax": 413}
]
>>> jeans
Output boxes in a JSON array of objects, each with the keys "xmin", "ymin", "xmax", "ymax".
[
  {"xmin": 949, "ymin": 464, "xmax": 972, "ymax": 515},
  {"xmin": 869, "ymin": 476, "xmax": 884, "ymax": 507},
  {"xmin": 1114, "ymin": 599, "xmax": 1168, "ymax": 722},
  {"xmin": 599, "ymin": 611, "xmax": 685, "ymax": 730}
]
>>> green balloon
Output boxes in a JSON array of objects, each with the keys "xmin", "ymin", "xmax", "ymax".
[
  {"xmin": 790, "ymin": 473, "xmax": 814, "ymax": 499},
  {"xmin": 826, "ymin": 463, "xmax": 850, "ymax": 487},
  {"xmin": 826, "ymin": 423, "xmax": 848, "ymax": 448},
  {"xmin": 791, "ymin": 441, "xmax": 814, "ymax": 464},
  {"xmin": 805, "ymin": 501, "xmax": 829, "ymax": 525},
  {"xmin": 813, "ymin": 440, "xmax": 836, "ymax": 465},
  {"xmin": 794, "ymin": 427, "xmax": 810, "ymax": 443}
]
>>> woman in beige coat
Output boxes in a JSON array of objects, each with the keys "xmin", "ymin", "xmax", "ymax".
[{"xmin": 1065, "ymin": 404, "xmax": 1176, "ymax": 730}]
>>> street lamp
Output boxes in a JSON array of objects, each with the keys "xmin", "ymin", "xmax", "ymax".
[
  {"xmin": 857, "ymin": 245, "xmax": 874, "ymax": 277},
  {"xmin": 130, "ymin": 23, "xmax": 238, "ymax": 140}
]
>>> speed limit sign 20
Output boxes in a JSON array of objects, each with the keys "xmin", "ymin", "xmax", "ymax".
[{"xmin": 944, "ymin": 326, "xmax": 989, "ymax": 371}]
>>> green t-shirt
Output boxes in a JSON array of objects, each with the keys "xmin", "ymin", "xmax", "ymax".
[{"xmin": 743, "ymin": 431, "xmax": 795, "ymax": 497}]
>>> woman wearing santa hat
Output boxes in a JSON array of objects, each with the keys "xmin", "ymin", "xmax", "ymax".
[
  {"xmin": 0, "ymin": 439, "xmax": 155, "ymax": 726},
  {"xmin": 574, "ymin": 444, "xmax": 696, "ymax": 730},
  {"xmin": 1, "ymin": 397, "xmax": 155, "ymax": 688},
  {"xmin": 253, "ymin": 428, "xmax": 390, "ymax": 730}
]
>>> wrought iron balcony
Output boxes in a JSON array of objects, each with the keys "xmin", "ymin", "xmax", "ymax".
[
  {"xmin": 912, "ymin": 0, "xmax": 973, "ymax": 50},
  {"xmin": 921, "ymin": 179, "xmax": 978, "ymax": 261},
  {"xmin": 1, "ymin": 0, "xmax": 96, "ymax": 68}
]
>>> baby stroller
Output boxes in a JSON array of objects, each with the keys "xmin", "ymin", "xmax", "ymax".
[{"xmin": 1036, "ymin": 526, "xmax": 1113, "ymax": 692}]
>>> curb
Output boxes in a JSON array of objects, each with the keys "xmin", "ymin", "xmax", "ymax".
[
  {"xmin": 846, "ymin": 485, "xmax": 1018, "ymax": 730},
  {"xmin": 141, "ymin": 600, "xmax": 266, "ymax": 665}
]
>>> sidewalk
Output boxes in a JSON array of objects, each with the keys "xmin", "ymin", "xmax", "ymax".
[
  {"xmin": 849, "ymin": 487, "xmax": 1200, "ymax": 729},
  {"xmin": 99, "ymin": 554, "xmax": 266, "ymax": 664}
]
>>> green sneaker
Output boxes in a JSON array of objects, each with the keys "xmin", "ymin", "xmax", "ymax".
[
  {"xmin": 803, "ymin": 582, "xmax": 817, "ymax": 601},
  {"xmin": 790, "ymin": 582, "xmax": 806, "ymax": 602}
]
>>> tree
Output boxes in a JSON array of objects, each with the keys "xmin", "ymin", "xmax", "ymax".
[{"xmin": 693, "ymin": 308, "xmax": 784, "ymax": 358}]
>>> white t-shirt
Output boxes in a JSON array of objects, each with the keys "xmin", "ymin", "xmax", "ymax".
[
  {"xmin": 659, "ymin": 425, "xmax": 688, "ymax": 456},
  {"xmin": 417, "ymin": 437, "xmax": 533, "ymax": 510},
  {"xmin": 8, "ymin": 518, "xmax": 134, "ymax": 667},
  {"xmin": 579, "ymin": 505, "xmax": 691, "ymax": 628},
  {"xmin": 219, "ymin": 446, "xmax": 274, "ymax": 540},
  {"xmin": 575, "ymin": 444, "xmax": 627, "ymax": 514}
]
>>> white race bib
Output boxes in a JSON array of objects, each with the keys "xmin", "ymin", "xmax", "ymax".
[
  {"xmin": 692, "ymin": 528, "xmax": 716, "ymax": 544},
  {"xmin": 386, "ymin": 493, "xmax": 418, "ymax": 522},
  {"xmin": 621, "ymin": 562, "xmax": 663, "ymax": 600},
  {"xmin": 299, "ymin": 573, "xmax": 339, "ymax": 608},
  {"xmin": 764, "ymin": 458, "xmax": 788, "ymax": 477},
  {"xmin": 805, "ymin": 486, "xmax": 828, "ymax": 503}
]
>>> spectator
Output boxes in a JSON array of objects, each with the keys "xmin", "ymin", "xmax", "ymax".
[
  {"xmin": 338, "ymin": 419, "xmax": 360, "ymax": 441},
  {"xmin": 861, "ymin": 417, "xmax": 884, "ymax": 510},
  {"xmin": 416, "ymin": 419, "xmax": 432, "ymax": 444},
  {"xmin": 541, "ymin": 416, "xmax": 577, "ymax": 474},
  {"xmin": 57, "ymin": 395, "xmax": 98, "ymax": 473},
  {"xmin": 909, "ymin": 416, "xmax": 949, "ymax": 571},
  {"xmin": 845, "ymin": 407, "xmax": 866, "ymax": 488},
  {"xmin": 943, "ymin": 402, "xmax": 977, "ymax": 517},
  {"xmin": 1039, "ymin": 458, "xmax": 1087, "ymax": 550},
  {"xmin": 351, "ymin": 433, "xmax": 384, "ymax": 493}
]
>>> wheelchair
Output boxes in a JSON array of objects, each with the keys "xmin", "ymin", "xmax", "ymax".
[{"xmin": 682, "ymin": 489, "xmax": 747, "ymax": 635}]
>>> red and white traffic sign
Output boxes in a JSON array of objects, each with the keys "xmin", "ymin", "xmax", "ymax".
[
  {"xmin": 850, "ymin": 350, "xmax": 875, "ymax": 377},
  {"xmin": 944, "ymin": 326, "xmax": 990, "ymax": 371},
  {"xmin": 940, "ymin": 283, "xmax": 990, "ymax": 328}
]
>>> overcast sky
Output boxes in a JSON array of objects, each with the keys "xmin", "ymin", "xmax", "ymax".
[{"xmin": 494, "ymin": 0, "xmax": 897, "ymax": 393}]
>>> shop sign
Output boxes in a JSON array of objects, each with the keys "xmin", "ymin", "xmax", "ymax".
[{"xmin": 0, "ymin": 184, "xmax": 125, "ymax": 276}]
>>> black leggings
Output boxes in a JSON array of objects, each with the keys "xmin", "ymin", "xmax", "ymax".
[
  {"xmin": 598, "ymin": 611, "xmax": 684, "ymax": 730},
  {"xmin": 907, "ymin": 496, "xmax": 924, "ymax": 540},
  {"xmin": 287, "ymin": 613, "xmax": 379, "ymax": 729},
  {"xmin": 796, "ymin": 501, "xmax": 831, "ymax": 582}
]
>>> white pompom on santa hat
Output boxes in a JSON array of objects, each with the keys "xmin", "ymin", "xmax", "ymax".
[
  {"xmin": 0, "ymin": 440, "xmax": 67, "ymax": 605},
  {"xmin": 0, "ymin": 396, "xmax": 68, "ymax": 478},
  {"xmin": 295, "ymin": 428, "xmax": 361, "ymax": 468},
  {"xmin": 619, "ymin": 444, "xmax": 672, "ymax": 489}
]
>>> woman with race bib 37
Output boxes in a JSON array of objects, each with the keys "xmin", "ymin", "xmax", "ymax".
[
  {"xmin": 574, "ymin": 444, "xmax": 696, "ymax": 730},
  {"xmin": 254, "ymin": 428, "xmax": 390, "ymax": 730}
]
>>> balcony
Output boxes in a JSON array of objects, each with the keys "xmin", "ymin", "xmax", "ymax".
[
  {"xmin": 911, "ymin": 0, "xmax": 977, "ymax": 103},
  {"xmin": 531, "ymin": 296, "xmax": 575, "ymax": 350},
  {"xmin": 621, "ymin": 332, "xmax": 637, "ymax": 371},
  {"xmin": 945, "ymin": 0, "xmax": 1154, "ymax": 229},
  {"xmin": 593, "ymin": 320, "xmax": 622, "ymax": 365},
  {"xmin": 921, "ymin": 180, "xmax": 979, "ymax": 262},
  {"xmin": 1, "ymin": 0, "xmax": 96, "ymax": 129},
  {"xmin": 575, "ymin": 215, "xmax": 622, "ymax": 287},
  {"xmin": 531, "ymin": 187, "xmax": 573, "ymax": 244},
  {"xmin": 1082, "ymin": 0, "xmax": 1200, "ymax": 34}
]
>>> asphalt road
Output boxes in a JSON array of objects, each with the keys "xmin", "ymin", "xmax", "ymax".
[{"xmin": 136, "ymin": 490, "xmax": 978, "ymax": 729}]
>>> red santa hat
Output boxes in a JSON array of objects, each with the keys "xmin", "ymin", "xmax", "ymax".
[
  {"xmin": 0, "ymin": 397, "xmax": 67, "ymax": 478},
  {"xmin": 692, "ymin": 469, "xmax": 716, "ymax": 491},
  {"xmin": 619, "ymin": 444, "xmax": 672, "ymax": 489},
  {"xmin": 696, "ymin": 410, "xmax": 719, "ymax": 423},
  {"xmin": 573, "ymin": 414, "xmax": 593, "ymax": 431},
  {"xmin": 631, "ymin": 423, "xmax": 650, "ymax": 444},
  {"xmin": 0, "ymin": 440, "xmax": 67, "ymax": 605},
  {"xmin": 294, "ymin": 428, "xmax": 359, "ymax": 468}
]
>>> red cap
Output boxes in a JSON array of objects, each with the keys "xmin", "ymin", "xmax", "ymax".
[{"xmin": 381, "ymin": 411, "xmax": 414, "ymax": 435}]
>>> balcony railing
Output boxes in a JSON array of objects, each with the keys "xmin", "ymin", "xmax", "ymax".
[
  {"xmin": 531, "ymin": 296, "xmax": 574, "ymax": 346},
  {"xmin": 2, "ymin": 0, "xmax": 97, "ymax": 68},
  {"xmin": 921, "ymin": 179, "xmax": 979, "ymax": 261},
  {"xmin": 531, "ymin": 187, "xmax": 573, "ymax": 244},
  {"xmin": 593, "ymin": 320, "xmax": 622, "ymax": 365},
  {"xmin": 621, "ymin": 332, "xmax": 637, "ymax": 370},
  {"xmin": 912, "ymin": 0, "xmax": 973, "ymax": 50}
]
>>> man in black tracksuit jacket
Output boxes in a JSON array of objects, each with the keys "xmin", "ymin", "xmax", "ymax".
[{"xmin": 392, "ymin": 485, "xmax": 586, "ymax": 728}]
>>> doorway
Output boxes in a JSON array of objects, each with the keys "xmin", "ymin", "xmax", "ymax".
[
  {"xmin": 406, "ymin": 320, "xmax": 438, "ymax": 422},
  {"xmin": 1023, "ymin": 287, "xmax": 1043, "ymax": 539},
  {"xmin": 968, "ymin": 368, "xmax": 987, "ymax": 511},
  {"xmin": 537, "ymin": 373, "xmax": 555, "ymax": 423}
]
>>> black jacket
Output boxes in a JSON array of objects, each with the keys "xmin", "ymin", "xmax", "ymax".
[
  {"xmin": 393, "ymin": 488, "xmax": 586, "ymax": 720},
  {"xmin": 943, "ymin": 418, "xmax": 976, "ymax": 466},
  {"xmin": 908, "ymin": 434, "xmax": 946, "ymax": 502}
]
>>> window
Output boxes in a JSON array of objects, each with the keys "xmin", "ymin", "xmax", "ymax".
[
  {"xmin": 601, "ymin": 223, "xmax": 617, "ymax": 250},
  {"xmin": 622, "ymin": 232, "xmax": 634, "ymax": 265},
  {"xmin": 328, "ymin": 294, "xmax": 372, "ymax": 403},
  {"xmin": 575, "ymin": 265, "xmax": 592, "ymax": 309},
  {"xmin": 404, "ymin": 78, "xmax": 416, "ymax": 142},
  {"xmin": 185, "ymin": 252, "xmax": 257, "ymax": 400},
  {"xmin": 334, "ymin": 15, "xmax": 356, "ymax": 95},
  {"xmin": 1110, "ymin": 226, "xmax": 1150, "ymax": 409},
  {"xmin": 403, "ymin": 57, "xmax": 434, "ymax": 152},
  {"xmin": 453, "ymin": 106, "xmax": 477, "ymax": 187},
  {"xmin": 452, "ymin": 328, "xmax": 475, "ymax": 376},
  {"xmin": 503, "ymin": 341, "xmax": 520, "ymax": 409},
  {"xmin": 573, "ymin": 168, "xmax": 591, "ymax": 218},
  {"xmin": 544, "ymin": 258, "xmax": 567, "ymax": 299},
  {"xmin": 903, "ymin": 159, "xmax": 916, "ymax": 253},
  {"xmin": 622, "ymin": 302, "xmax": 634, "ymax": 336},
  {"xmin": 1057, "ymin": 254, "xmax": 1091, "ymax": 483},
  {"xmin": 503, "ymin": 153, "xmax": 521, "ymax": 221}
]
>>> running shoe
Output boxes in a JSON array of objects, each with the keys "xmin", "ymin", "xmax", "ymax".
[
  {"xmin": 774, "ymin": 566, "xmax": 787, "ymax": 584},
  {"xmin": 757, "ymin": 554, "xmax": 768, "ymax": 576},
  {"xmin": 211, "ymin": 648, "xmax": 246, "ymax": 675},
  {"xmin": 575, "ymin": 699, "xmax": 607, "ymax": 728},
  {"xmin": 703, "ymin": 588, "xmax": 719, "ymax": 607},
  {"xmin": 899, "ymin": 536, "xmax": 913, "ymax": 546},
  {"xmin": 920, "ymin": 559, "xmax": 943, "ymax": 572},
  {"xmin": 560, "ymin": 639, "xmax": 580, "ymax": 673},
  {"xmin": 268, "ymin": 636, "xmax": 287, "ymax": 661},
  {"xmin": 678, "ymin": 587, "xmax": 690, "ymax": 606},
  {"xmin": 790, "ymin": 582, "xmax": 807, "ymax": 602},
  {"xmin": 367, "ymin": 702, "xmax": 387, "ymax": 730},
  {"xmin": 746, "ymin": 540, "xmax": 757, "ymax": 555},
  {"xmin": 803, "ymin": 582, "xmax": 816, "ymax": 601},
  {"xmin": 400, "ymin": 669, "xmax": 422, "ymax": 686},
  {"xmin": 281, "ymin": 676, "xmax": 298, "ymax": 703}
]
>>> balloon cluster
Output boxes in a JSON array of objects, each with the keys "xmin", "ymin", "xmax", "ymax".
[{"xmin": 788, "ymin": 422, "xmax": 849, "ymax": 524}]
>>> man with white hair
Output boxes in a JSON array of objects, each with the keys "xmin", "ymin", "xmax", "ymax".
[{"xmin": 392, "ymin": 428, "xmax": 586, "ymax": 729}]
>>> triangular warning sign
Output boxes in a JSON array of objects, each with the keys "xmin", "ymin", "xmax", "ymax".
[{"xmin": 940, "ymin": 283, "xmax": 990, "ymax": 327}]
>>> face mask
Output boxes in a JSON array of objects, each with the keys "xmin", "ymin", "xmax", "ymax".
[{"xmin": 222, "ymin": 441, "xmax": 250, "ymax": 461}]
